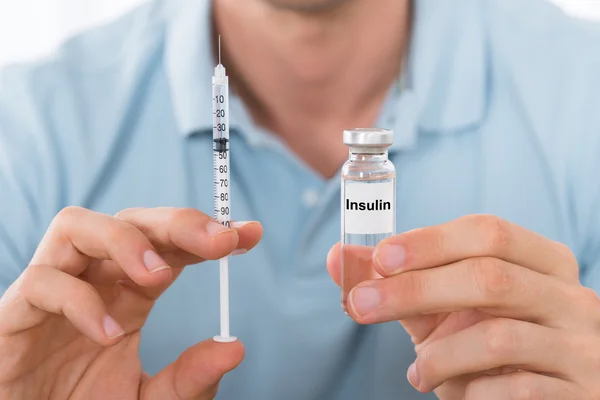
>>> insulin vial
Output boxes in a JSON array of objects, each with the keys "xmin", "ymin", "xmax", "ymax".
[{"xmin": 341, "ymin": 128, "xmax": 396, "ymax": 313}]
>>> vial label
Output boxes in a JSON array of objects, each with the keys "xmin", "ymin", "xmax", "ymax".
[{"xmin": 344, "ymin": 181, "xmax": 395, "ymax": 234}]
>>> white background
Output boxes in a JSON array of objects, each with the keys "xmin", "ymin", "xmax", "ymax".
[
  {"xmin": 0, "ymin": 0, "xmax": 147, "ymax": 67},
  {"xmin": 0, "ymin": 0, "xmax": 599, "ymax": 67}
]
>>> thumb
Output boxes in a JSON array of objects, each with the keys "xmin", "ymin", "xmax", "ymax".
[{"xmin": 141, "ymin": 339, "xmax": 245, "ymax": 400}]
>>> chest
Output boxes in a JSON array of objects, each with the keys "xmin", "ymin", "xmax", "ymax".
[{"xmin": 90, "ymin": 118, "xmax": 565, "ymax": 399}]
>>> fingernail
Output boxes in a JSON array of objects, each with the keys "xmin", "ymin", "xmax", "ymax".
[
  {"xmin": 407, "ymin": 362, "xmax": 420, "ymax": 389},
  {"xmin": 143, "ymin": 250, "xmax": 171, "ymax": 273},
  {"xmin": 207, "ymin": 221, "xmax": 231, "ymax": 236},
  {"xmin": 375, "ymin": 244, "xmax": 406, "ymax": 273},
  {"xmin": 231, "ymin": 221, "xmax": 257, "ymax": 229},
  {"xmin": 350, "ymin": 286, "xmax": 380, "ymax": 316},
  {"xmin": 231, "ymin": 249, "xmax": 247, "ymax": 256},
  {"xmin": 103, "ymin": 315, "xmax": 125, "ymax": 339}
]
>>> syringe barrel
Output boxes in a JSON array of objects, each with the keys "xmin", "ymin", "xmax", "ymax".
[{"xmin": 212, "ymin": 80, "xmax": 231, "ymax": 227}]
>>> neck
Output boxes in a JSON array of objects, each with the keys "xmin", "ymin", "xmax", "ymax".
[{"xmin": 214, "ymin": 0, "xmax": 412, "ymax": 177}]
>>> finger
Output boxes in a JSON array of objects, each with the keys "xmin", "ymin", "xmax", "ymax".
[
  {"xmin": 410, "ymin": 318, "xmax": 572, "ymax": 393},
  {"xmin": 31, "ymin": 207, "xmax": 172, "ymax": 287},
  {"xmin": 230, "ymin": 220, "xmax": 263, "ymax": 254},
  {"xmin": 465, "ymin": 371, "xmax": 585, "ymax": 400},
  {"xmin": 326, "ymin": 243, "xmax": 379, "ymax": 286},
  {"xmin": 0, "ymin": 265, "xmax": 124, "ymax": 342},
  {"xmin": 115, "ymin": 208, "xmax": 243, "ymax": 260},
  {"xmin": 326, "ymin": 242, "xmax": 492, "ymax": 343},
  {"xmin": 84, "ymin": 208, "xmax": 261, "ymax": 283},
  {"xmin": 326, "ymin": 242, "xmax": 452, "ymax": 342},
  {"xmin": 141, "ymin": 340, "xmax": 244, "ymax": 400},
  {"xmin": 405, "ymin": 311, "xmax": 491, "ymax": 348},
  {"xmin": 348, "ymin": 257, "xmax": 587, "ymax": 329},
  {"xmin": 326, "ymin": 243, "xmax": 342, "ymax": 286},
  {"xmin": 372, "ymin": 214, "xmax": 578, "ymax": 281}
]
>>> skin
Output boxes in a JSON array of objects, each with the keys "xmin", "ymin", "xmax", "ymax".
[
  {"xmin": 263, "ymin": 0, "xmax": 349, "ymax": 13},
  {"xmin": 2, "ymin": 1, "xmax": 598, "ymax": 400},
  {"xmin": 214, "ymin": 0, "xmax": 411, "ymax": 178},
  {"xmin": 0, "ymin": 1, "xmax": 410, "ymax": 398},
  {"xmin": 0, "ymin": 207, "xmax": 263, "ymax": 399},
  {"xmin": 327, "ymin": 215, "xmax": 600, "ymax": 399}
]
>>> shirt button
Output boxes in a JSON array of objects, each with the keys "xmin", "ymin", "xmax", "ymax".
[{"xmin": 302, "ymin": 189, "xmax": 320, "ymax": 207}]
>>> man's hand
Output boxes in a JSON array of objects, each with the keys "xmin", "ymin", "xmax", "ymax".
[
  {"xmin": 0, "ymin": 207, "xmax": 262, "ymax": 400},
  {"xmin": 327, "ymin": 214, "xmax": 600, "ymax": 399}
]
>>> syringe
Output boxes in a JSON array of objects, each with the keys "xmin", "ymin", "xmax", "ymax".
[{"xmin": 212, "ymin": 36, "xmax": 236, "ymax": 343}]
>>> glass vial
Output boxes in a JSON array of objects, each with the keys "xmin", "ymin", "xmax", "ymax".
[{"xmin": 341, "ymin": 128, "xmax": 396, "ymax": 313}]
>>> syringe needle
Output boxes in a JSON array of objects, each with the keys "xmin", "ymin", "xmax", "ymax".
[{"xmin": 218, "ymin": 35, "xmax": 221, "ymax": 65}]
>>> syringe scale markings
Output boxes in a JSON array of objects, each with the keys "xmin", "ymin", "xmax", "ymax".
[{"xmin": 212, "ymin": 36, "xmax": 236, "ymax": 343}]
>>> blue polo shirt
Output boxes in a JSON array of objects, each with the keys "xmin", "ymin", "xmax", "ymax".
[{"xmin": 1, "ymin": 0, "xmax": 600, "ymax": 398}]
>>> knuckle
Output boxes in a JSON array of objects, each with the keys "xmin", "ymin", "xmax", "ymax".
[
  {"xmin": 578, "ymin": 287, "xmax": 600, "ymax": 312},
  {"xmin": 555, "ymin": 241, "xmax": 576, "ymax": 262},
  {"xmin": 472, "ymin": 257, "xmax": 514, "ymax": 298},
  {"xmin": 52, "ymin": 206, "xmax": 85, "ymax": 228},
  {"xmin": 472, "ymin": 214, "xmax": 511, "ymax": 253},
  {"xmin": 555, "ymin": 241, "xmax": 579, "ymax": 275},
  {"xmin": 481, "ymin": 319, "xmax": 519, "ymax": 358},
  {"xmin": 573, "ymin": 287, "xmax": 600, "ymax": 329},
  {"xmin": 485, "ymin": 215, "xmax": 512, "ymax": 253},
  {"xmin": 507, "ymin": 373, "xmax": 542, "ymax": 400},
  {"xmin": 114, "ymin": 207, "xmax": 144, "ymax": 220}
]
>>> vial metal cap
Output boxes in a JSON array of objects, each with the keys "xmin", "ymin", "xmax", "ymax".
[{"xmin": 343, "ymin": 128, "xmax": 394, "ymax": 148}]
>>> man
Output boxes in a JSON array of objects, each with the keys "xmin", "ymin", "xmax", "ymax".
[{"xmin": 1, "ymin": 0, "xmax": 600, "ymax": 398}]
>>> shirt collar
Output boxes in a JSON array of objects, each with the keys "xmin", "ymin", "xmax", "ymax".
[
  {"xmin": 164, "ymin": 0, "xmax": 214, "ymax": 136},
  {"xmin": 164, "ymin": 0, "xmax": 489, "ymax": 149}
]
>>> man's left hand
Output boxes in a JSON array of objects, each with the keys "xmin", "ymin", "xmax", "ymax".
[{"xmin": 327, "ymin": 214, "xmax": 600, "ymax": 399}]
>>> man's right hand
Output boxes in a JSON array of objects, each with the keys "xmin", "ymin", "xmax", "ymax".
[{"xmin": 0, "ymin": 207, "xmax": 263, "ymax": 400}]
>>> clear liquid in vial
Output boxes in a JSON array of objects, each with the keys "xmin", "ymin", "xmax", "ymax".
[{"xmin": 341, "ymin": 175, "xmax": 395, "ymax": 314}]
